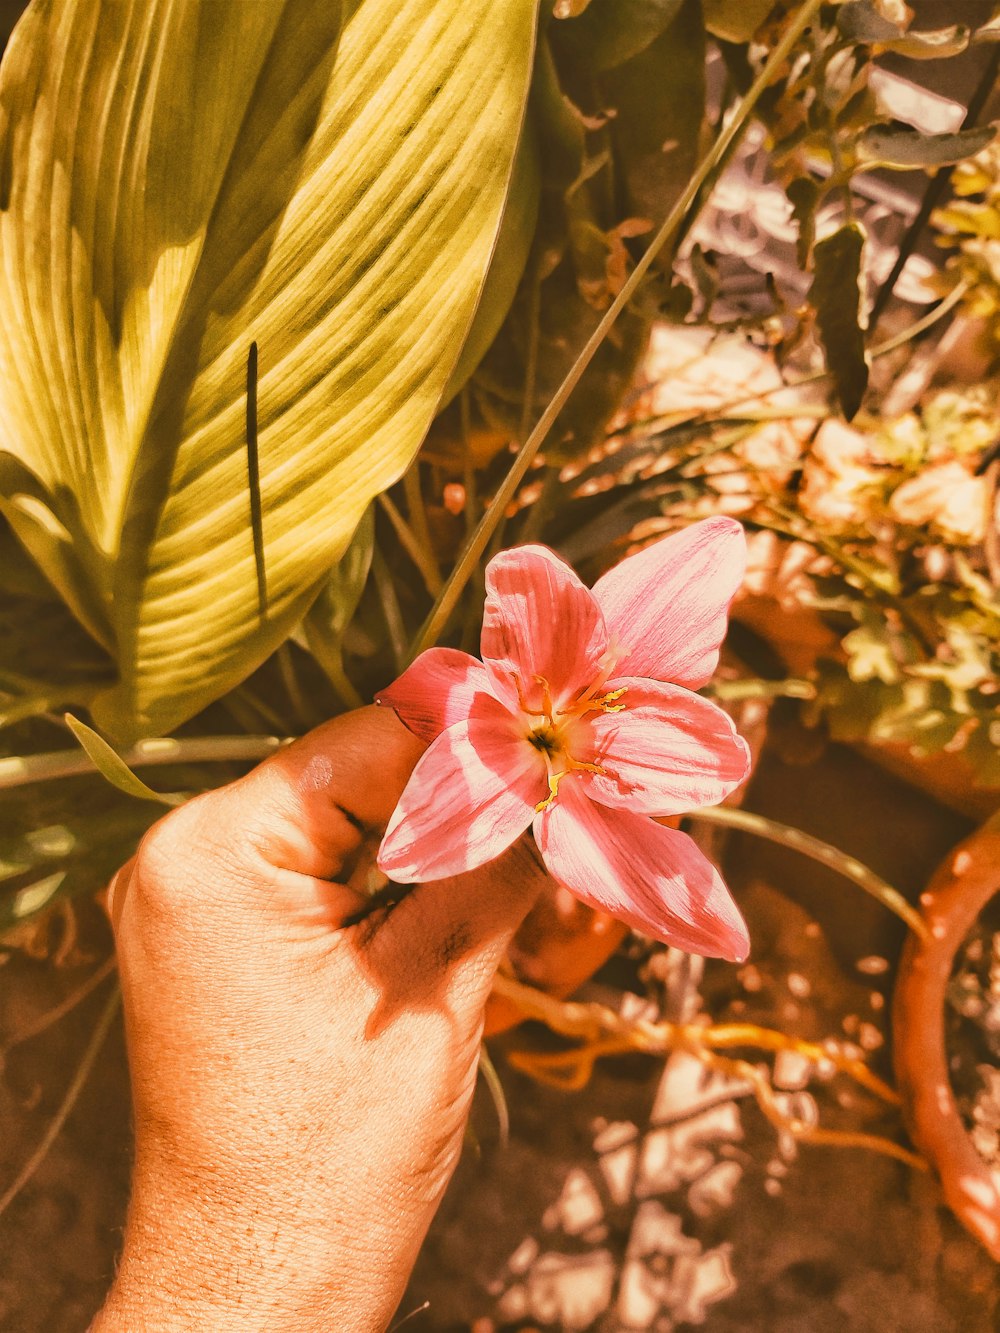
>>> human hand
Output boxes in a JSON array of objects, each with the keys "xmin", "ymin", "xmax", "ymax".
[{"xmin": 91, "ymin": 706, "xmax": 547, "ymax": 1332}]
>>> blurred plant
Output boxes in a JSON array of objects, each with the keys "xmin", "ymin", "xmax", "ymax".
[{"xmin": 933, "ymin": 138, "xmax": 1000, "ymax": 358}]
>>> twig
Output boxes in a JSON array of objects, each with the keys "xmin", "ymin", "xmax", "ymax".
[
  {"xmin": 378, "ymin": 493, "xmax": 443, "ymax": 596},
  {"xmin": 2, "ymin": 955, "xmax": 117, "ymax": 1052},
  {"xmin": 685, "ymin": 806, "xmax": 929, "ymax": 941}
]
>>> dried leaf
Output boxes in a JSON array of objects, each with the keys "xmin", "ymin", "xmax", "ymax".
[{"xmin": 810, "ymin": 223, "xmax": 869, "ymax": 421}]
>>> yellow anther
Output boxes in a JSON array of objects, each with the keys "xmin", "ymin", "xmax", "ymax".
[{"xmin": 563, "ymin": 684, "xmax": 629, "ymax": 718}]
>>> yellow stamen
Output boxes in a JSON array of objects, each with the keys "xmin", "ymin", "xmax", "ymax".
[
  {"xmin": 534, "ymin": 756, "xmax": 607, "ymax": 813},
  {"xmin": 577, "ymin": 685, "xmax": 628, "ymax": 715}
]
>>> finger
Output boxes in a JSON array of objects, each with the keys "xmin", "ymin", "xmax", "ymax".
[
  {"xmin": 110, "ymin": 707, "xmax": 426, "ymax": 932},
  {"xmin": 368, "ymin": 835, "xmax": 548, "ymax": 1016},
  {"xmin": 223, "ymin": 704, "xmax": 426, "ymax": 882}
]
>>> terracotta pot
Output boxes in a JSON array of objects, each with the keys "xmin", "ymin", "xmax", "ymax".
[{"xmin": 893, "ymin": 820, "xmax": 1000, "ymax": 1260}]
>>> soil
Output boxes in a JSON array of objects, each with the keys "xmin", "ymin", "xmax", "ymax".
[{"xmin": 1, "ymin": 740, "xmax": 997, "ymax": 1332}]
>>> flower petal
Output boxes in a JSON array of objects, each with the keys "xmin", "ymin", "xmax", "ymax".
[
  {"xmin": 533, "ymin": 780, "xmax": 749, "ymax": 960},
  {"xmin": 376, "ymin": 647, "xmax": 492, "ymax": 743},
  {"xmin": 592, "ymin": 516, "xmax": 746, "ymax": 689},
  {"xmin": 378, "ymin": 694, "xmax": 545, "ymax": 882},
  {"xmin": 578, "ymin": 678, "xmax": 751, "ymax": 816},
  {"xmin": 482, "ymin": 544, "xmax": 608, "ymax": 712}
]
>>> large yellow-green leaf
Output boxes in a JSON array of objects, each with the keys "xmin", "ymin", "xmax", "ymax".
[{"xmin": 0, "ymin": 0, "xmax": 537, "ymax": 742}]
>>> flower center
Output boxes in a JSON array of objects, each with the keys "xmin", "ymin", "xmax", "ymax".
[{"xmin": 518, "ymin": 672, "xmax": 628, "ymax": 812}]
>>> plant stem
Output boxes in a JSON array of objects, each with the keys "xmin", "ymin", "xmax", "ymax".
[
  {"xmin": 409, "ymin": 0, "xmax": 826, "ymax": 660},
  {"xmin": 0, "ymin": 735, "xmax": 286, "ymax": 791},
  {"xmin": 685, "ymin": 805, "xmax": 929, "ymax": 941},
  {"xmin": 706, "ymin": 677, "xmax": 817, "ymax": 702},
  {"xmin": 3, "ymin": 955, "xmax": 117, "ymax": 1050},
  {"xmin": 371, "ymin": 545, "xmax": 408, "ymax": 672},
  {"xmin": 401, "ymin": 464, "xmax": 441, "ymax": 587},
  {"xmin": 868, "ymin": 42, "xmax": 1000, "ymax": 328},
  {"xmin": 459, "ymin": 387, "xmax": 481, "ymax": 534},
  {"xmin": 679, "ymin": 279, "xmax": 969, "ymax": 431},
  {"xmin": 378, "ymin": 492, "xmax": 443, "ymax": 596}
]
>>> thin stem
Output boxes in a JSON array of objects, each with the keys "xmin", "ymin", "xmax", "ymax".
[
  {"xmin": 401, "ymin": 465, "xmax": 441, "ymax": 587},
  {"xmin": 658, "ymin": 279, "xmax": 969, "ymax": 439},
  {"xmin": 478, "ymin": 1043, "xmax": 510, "ymax": 1148},
  {"xmin": 459, "ymin": 387, "xmax": 481, "ymax": 534},
  {"xmin": 685, "ymin": 805, "xmax": 929, "ymax": 941},
  {"xmin": 517, "ymin": 463, "xmax": 563, "ymax": 545},
  {"xmin": 518, "ymin": 259, "xmax": 542, "ymax": 446},
  {"xmin": 0, "ymin": 735, "xmax": 286, "ymax": 792},
  {"xmin": 706, "ymin": 677, "xmax": 817, "ymax": 702},
  {"xmin": 371, "ymin": 546, "xmax": 408, "ymax": 672},
  {"xmin": 0, "ymin": 983, "xmax": 121, "ymax": 1219},
  {"xmin": 276, "ymin": 643, "xmax": 310, "ymax": 730},
  {"xmin": 869, "ymin": 42, "xmax": 1000, "ymax": 328},
  {"xmin": 378, "ymin": 493, "xmax": 443, "ymax": 596},
  {"xmin": 3, "ymin": 956, "xmax": 117, "ymax": 1051},
  {"xmin": 867, "ymin": 280, "xmax": 968, "ymax": 359},
  {"xmin": 409, "ymin": 0, "xmax": 826, "ymax": 660}
]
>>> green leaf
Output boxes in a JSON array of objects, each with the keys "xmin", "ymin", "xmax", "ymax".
[
  {"xmin": 858, "ymin": 124, "xmax": 998, "ymax": 171},
  {"xmin": 0, "ymin": 872, "xmax": 67, "ymax": 931},
  {"xmin": 440, "ymin": 128, "xmax": 541, "ymax": 408},
  {"xmin": 839, "ymin": 3, "xmax": 971, "ymax": 57},
  {"xmin": 602, "ymin": 0, "xmax": 706, "ymax": 228},
  {"xmin": 810, "ymin": 223, "xmax": 868, "ymax": 421},
  {"xmin": 883, "ymin": 25, "xmax": 970, "ymax": 59},
  {"xmin": 0, "ymin": 0, "xmax": 538, "ymax": 743},
  {"xmin": 63, "ymin": 714, "xmax": 184, "ymax": 807},
  {"xmin": 702, "ymin": 0, "xmax": 775, "ymax": 44}
]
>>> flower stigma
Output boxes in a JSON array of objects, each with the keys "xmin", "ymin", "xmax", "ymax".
[{"xmin": 519, "ymin": 673, "xmax": 629, "ymax": 813}]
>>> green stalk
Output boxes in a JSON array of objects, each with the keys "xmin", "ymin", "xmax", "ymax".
[
  {"xmin": 686, "ymin": 805, "xmax": 929, "ymax": 941},
  {"xmin": 0, "ymin": 735, "xmax": 286, "ymax": 791},
  {"xmin": 408, "ymin": 0, "xmax": 826, "ymax": 661},
  {"xmin": 706, "ymin": 677, "xmax": 817, "ymax": 702},
  {"xmin": 401, "ymin": 464, "xmax": 441, "ymax": 587},
  {"xmin": 378, "ymin": 492, "xmax": 443, "ymax": 596},
  {"xmin": 682, "ymin": 279, "xmax": 970, "ymax": 430}
]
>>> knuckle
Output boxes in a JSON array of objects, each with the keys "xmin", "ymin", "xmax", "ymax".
[{"xmin": 130, "ymin": 789, "xmax": 247, "ymax": 923}]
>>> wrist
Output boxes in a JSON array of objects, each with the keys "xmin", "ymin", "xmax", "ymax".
[{"xmin": 91, "ymin": 1161, "xmax": 385, "ymax": 1333}]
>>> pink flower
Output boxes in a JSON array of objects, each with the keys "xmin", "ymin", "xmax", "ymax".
[{"xmin": 376, "ymin": 516, "xmax": 752, "ymax": 961}]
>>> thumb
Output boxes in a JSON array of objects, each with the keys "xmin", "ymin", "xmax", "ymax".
[{"xmin": 109, "ymin": 706, "xmax": 426, "ymax": 930}]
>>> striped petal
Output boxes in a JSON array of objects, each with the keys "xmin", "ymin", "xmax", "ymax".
[
  {"xmin": 533, "ymin": 779, "xmax": 749, "ymax": 961},
  {"xmin": 378, "ymin": 693, "xmax": 545, "ymax": 882},
  {"xmin": 481, "ymin": 544, "xmax": 608, "ymax": 713},
  {"xmin": 592, "ymin": 516, "xmax": 745, "ymax": 689},
  {"xmin": 579, "ymin": 678, "xmax": 751, "ymax": 816},
  {"xmin": 376, "ymin": 647, "xmax": 492, "ymax": 743}
]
